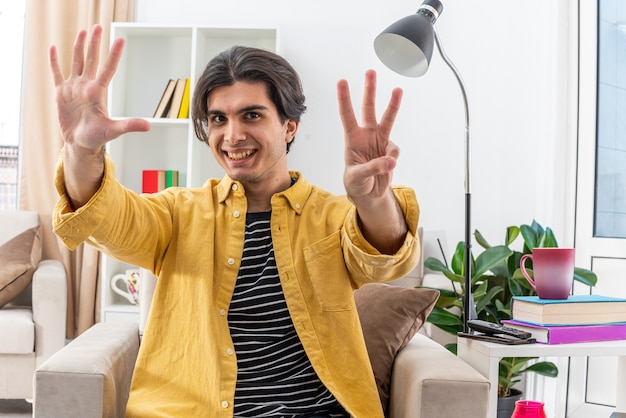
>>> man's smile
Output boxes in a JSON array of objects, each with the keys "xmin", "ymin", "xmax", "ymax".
[{"xmin": 226, "ymin": 149, "xmax": 256, "ymax": 160}]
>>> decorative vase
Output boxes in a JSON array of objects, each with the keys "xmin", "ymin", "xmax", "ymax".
[
  {"xmin": 511, "ymin": 400, "xmax": 547, "ymax": 418},
  {"xmin": 497, "ymin": 388, "xmax": 523, "ymax": 418}
]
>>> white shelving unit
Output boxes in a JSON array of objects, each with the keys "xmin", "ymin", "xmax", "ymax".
[{"xmin": 101, "ymin": 23, "xmax": 278, "ymax": 323}]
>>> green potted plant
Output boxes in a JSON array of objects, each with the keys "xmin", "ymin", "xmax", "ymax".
[{"xmin": 422, "ymin": 220, "xmax": 598, "ymax": 417}]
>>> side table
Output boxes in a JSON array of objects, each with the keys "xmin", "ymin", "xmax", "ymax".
[{"xmin": 457, "ymin": 336, "xmax": 626, "ymax": 418}]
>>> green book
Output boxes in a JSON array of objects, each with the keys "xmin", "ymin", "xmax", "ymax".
[{"xmin": 165, "ymin": 170, "xmax": 178, "ymax": 188}]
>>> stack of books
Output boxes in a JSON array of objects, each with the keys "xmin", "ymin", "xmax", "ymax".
[
  {"xmin": 502, "ymin": 295, "xmax": 626, "ymax": 344},
  {"xmin": 153, "ymin": 78, "xmax": 190, "ymax": 119}
]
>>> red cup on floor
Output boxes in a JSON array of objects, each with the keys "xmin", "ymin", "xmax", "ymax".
[{"xmin": 520, "ymin": 248, "xmax": 574, "ymax": 300}]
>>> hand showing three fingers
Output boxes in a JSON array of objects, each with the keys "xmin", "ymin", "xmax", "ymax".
[{"xmin": 337, "ymin": 70, "xmax": 403, "ymax": 204}]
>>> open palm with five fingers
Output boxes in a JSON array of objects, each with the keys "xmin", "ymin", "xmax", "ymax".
[{"xmin": 49, "ymin": 24, "xmax": 150, "ymax": 150}]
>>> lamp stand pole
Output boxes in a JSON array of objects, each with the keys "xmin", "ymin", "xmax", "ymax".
[{"xmin": 433, "ymin": 27, "xmax": 475, "ymax": 333}]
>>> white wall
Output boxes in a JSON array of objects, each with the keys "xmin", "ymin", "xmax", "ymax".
[{"xmin": 134, "ymin": 0, "xmax": 578, "ymax": 258}]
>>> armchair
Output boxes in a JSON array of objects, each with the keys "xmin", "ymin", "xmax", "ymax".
[
  {"xmin": 0, "ymin": 210, "xmax": 67, "ymax": 400},
  {"xmin": 34, "ymin": 231, "xmax": 489, "ymax": 417}
]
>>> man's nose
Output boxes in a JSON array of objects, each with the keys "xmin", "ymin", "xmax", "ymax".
[{"xmin": 224, "ymin": 121, "xmax": 245, "ymax": 144}]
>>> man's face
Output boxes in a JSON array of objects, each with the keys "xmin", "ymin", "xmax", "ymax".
[{"xmin": 206, "ymin": 81, "xmax": 298, "ymax": 187}]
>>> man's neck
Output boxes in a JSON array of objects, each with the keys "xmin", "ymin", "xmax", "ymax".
[
  {"xmin": 246, "ymin": 195, "xmax": 272, "ymax": 213},
  {"xmin": 243, "ymin": 174, "xmax": 293, "ymax": 213}
]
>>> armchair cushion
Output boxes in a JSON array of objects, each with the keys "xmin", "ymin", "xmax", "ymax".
[
  {"xmin": 354, "ymin": 283, "xmax": 439, "ymax": 413},
  {"xmin": 0, "ymin": 226, "xmax": 41, "ymax": 307},
  {"xmin": 0, "ymin": 307, "xmax": 34, "ymax": 353}
]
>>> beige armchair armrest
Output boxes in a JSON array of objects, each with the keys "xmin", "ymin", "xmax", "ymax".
[
  {"xmin": 32, "ymin": 259, "xmax": 67, "ymax": 368},
  {"xmin": 389, "ymin": 333, "xmax": 490, "ymax": 418},
  {"xmin": 34, "ymin": 322, "xmax": 139, "ymax": 418}
]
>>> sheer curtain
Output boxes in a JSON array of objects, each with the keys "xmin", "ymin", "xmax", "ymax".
[{"xmin": 20, "ymin": 0, "xmax": 134, "ymax": 338}]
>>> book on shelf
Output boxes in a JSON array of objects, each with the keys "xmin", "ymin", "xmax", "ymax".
[
  {"xmin": 142, "ymin": 170, "xmax": 179, "ymax": 193},
  {"xmin": 165, "ymin": 170, "xmax": 178, "ymax": 188},
  {"xmin": 511, "ymin": 295, "xmax": 626, "ymax": 326},
  {"xmin": 502, "ymin": 319, "xmax": 626, "ymax": 344},
  {"xmin": 177, "ymin": 78, "xmax": 191, "ymax": 119},
  {"xmin": 167, "ymin": 78, "xmax": 188, "ymax": 119},
  {"xmin": 153, "ymin": 79, "xmax": 176, "ymax": 118}
]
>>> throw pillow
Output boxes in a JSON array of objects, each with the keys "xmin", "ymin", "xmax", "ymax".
[
  {"xmin": 354, "ymin": 283, "xmax": 439, "ymax": 413},
  {"xmin": 0, "ymin": 226, "xmax": 42, "ymax": 308}
]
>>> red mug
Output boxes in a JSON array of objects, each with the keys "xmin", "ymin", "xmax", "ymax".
[{"xmin": 520, "ymin": 248, "xmax": 574, "ymax": 299}]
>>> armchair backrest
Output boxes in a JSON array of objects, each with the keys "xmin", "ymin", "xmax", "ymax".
[{"xmin": 0, "ymin": 210, "xmax": 39, "ymax": 245}]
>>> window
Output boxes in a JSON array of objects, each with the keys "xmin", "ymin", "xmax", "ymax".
[
  {"xmin": 595, "ymin": 0, "xmax": 626, "ymax": 237},
  {"xmin": 0, "ymin": 0, "xmax": 25, "ymax": 210}
]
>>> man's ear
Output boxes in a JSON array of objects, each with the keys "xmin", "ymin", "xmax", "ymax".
[{"xmin": 285, "ymin": 120, "xmax": 299, "ymax": 143}]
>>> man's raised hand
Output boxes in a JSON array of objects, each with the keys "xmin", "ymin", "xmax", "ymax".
[
  {"xmin": 49, "ymin": 24, "xmax": 150, "ymax": 150},
  {"xmin": 337, "ymin": 70, "xmax": 403, "ymax": 203}
]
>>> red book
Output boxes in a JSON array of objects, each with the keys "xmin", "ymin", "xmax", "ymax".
[
  {"xmin": 142, "ymin": 170, "xmax": 165, "ymax": 193},
  {"xmin": 502, "ymin": 319, "xmax": 626, "ymax": 344}
]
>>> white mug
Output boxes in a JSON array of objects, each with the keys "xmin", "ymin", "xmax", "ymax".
[{"xmin": 111, "ymin": 269, "xmax": 141, "ymax": 305}]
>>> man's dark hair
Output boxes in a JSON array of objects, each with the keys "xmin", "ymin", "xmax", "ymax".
[{"xmin": 192, "ymin": 46, "xmax": 307, "ymax": 153}]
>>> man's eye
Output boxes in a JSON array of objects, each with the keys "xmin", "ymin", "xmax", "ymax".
[
  {"xmin": 211, "ymin": 115, "xmax": 226, "ymax": 123},
  {"xmin": 246, "ymin": 112, "xmax": 261, "ymax": 120}
]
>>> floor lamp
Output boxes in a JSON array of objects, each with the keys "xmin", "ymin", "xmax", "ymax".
[{"xmin": 374, "ymin": 0, "xmax": 476, "ymax": 333}]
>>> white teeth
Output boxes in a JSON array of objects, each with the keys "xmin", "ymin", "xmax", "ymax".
[{"xmin": 227, "ymin": 150, "xmax": 254, "ymax": 160}]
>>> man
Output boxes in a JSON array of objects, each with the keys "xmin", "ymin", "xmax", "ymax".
[{"xmin": 50, "ymin": 25, "xmax": 420, "ymax": 417}]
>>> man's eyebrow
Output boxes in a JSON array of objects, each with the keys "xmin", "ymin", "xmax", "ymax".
[{"xmin": 207, "ymin": 104, "xmax": 270, "ymax": 116}]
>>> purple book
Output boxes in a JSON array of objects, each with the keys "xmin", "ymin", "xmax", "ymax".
[{"xmin": 502, "ymin": 319, "xmax": 626, "ymax": 344}]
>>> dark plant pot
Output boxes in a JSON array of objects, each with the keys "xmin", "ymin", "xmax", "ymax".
[{"xmin": 497, "ymin": 388, "xmax": 523, "ymax": 418}]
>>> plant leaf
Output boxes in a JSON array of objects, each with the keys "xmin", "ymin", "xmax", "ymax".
[
  {"xmin": 434, "ymin": 295, "xmax": 459, "ymax": 309},
  {"xmin": 427, "ymin": 306, "xmax": 463, "ymax": 327},
  {"xmin": 540, "ymin": 227, "xmax": 559, "ymax": 247},
  {"xmin": 505, "ymin": 226, "xmax": 520, "ymax": 246},
  {"xmin": 474, "ymin": 229, "xmax": 491, "ymax": 249},
  {"xmin": 509, "ymin": 274, "xmax": 535, "ymax": 296},
  {"xmin": 425, "ymin": 287, "xmax": 459, "ymax": 309},
  {"xmin": 424, "ymin": 257, "xmax": 467, "ymax": 284},
  {"xmin": 451, "ymin": 242, "xmax": 466, "ymax": 275},
  {"xmin": 474, "ymin": 245, "xmax": 513, "ymax": 278},
  {"xmin": 444, "ymin": 343, "xmax": 457, "ymax": 355},
  {"xmin": 495, "ymin": 299, "xmax": 510, "ymax": 316},
  {"xmin": 472, "ymin": 281, "xmax": 489, "ymax": 299},
  {"xmin": 530, "ymin": 220, "xmax": 545, "ymax": 237},
  {"xmin": 424, "ymin": 257, "xmax": 451, "ymax": 274},
  {"xmin": 520, "ymin": 224, "xmax": 538, "ymax": 249},
  {"xmin": 574, "ymin": 267, "xmax": 598, "ymax": 287},
  {"xmin": 443, "ymin": 271, "xmax": 467, "ymax": 284},
  {"xmin": 520, "ymin": 361, "xmax": 559, "ymax": 378},
  {"xmin": 475, "ymin": 286, "xmax": 504, "ymax": 313},
  {"xmin": 422, "ymin": 287, "xmax": 457, "ymax": 298},
  {"xmin": 498, "ymin": 376, "xmax": 512, "ymax": 391}
]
